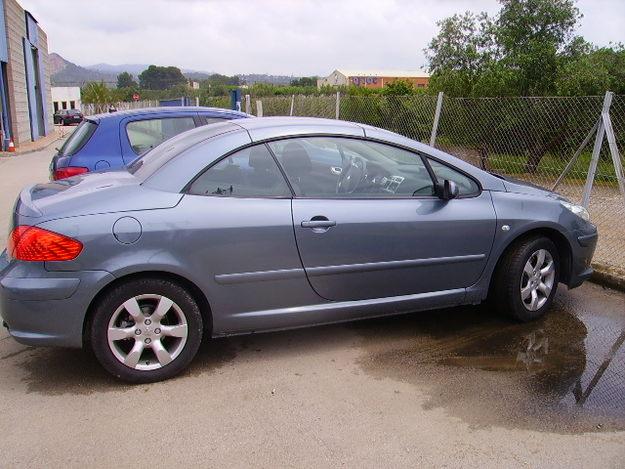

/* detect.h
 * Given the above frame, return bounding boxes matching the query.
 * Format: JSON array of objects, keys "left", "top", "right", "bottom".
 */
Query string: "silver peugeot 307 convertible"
[{"left": 0, "top": 117, "right": 597, "bottom": 382}]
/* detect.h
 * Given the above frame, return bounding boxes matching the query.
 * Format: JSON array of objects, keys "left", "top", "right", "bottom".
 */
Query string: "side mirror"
[{"left": 435, "top": 179, "right": 459, "bottom": 200}]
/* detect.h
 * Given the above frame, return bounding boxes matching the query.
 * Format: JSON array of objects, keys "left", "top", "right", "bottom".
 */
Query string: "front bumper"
[
  {"left": 567, "top": 227, "right": 598, "bottom": 289},
  {"left": 0, "top": 250, "right": 114, "bottom": 348}
]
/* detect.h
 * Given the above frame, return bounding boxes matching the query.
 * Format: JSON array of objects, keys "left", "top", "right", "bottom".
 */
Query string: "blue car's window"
[
  {"left": 57, "top": 120, "right": 97, "bottom": 156},
  {"left": 188, "top": 145, "right": 291, "bottom": 197},
  {"left": 268, "top": 137, "right": 435, "bottom": 198},
  {"left": 427, "top": 158, "right": 479, "bottom": 196},
  {"left": 128, "top": 121, "right": 239, "bottom": 180},
  {"left": 127, "top": 117, "right": 196, "bottom": 155},
  {"left": 200, "top": 117, "right": 226, "bottom": 126}
]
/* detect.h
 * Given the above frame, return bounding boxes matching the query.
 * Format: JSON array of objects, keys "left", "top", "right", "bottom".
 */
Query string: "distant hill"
[
  {"left": 51, "top": 53, "right": 300, "bottom": 87},
  {"left": 50, "top": 53, "right": 116, "bottom": 86},
  {"left": 87, "top": 63, "right": 215, "bottom": 81},
  {"left": 86, "top": 62, "right": 149, "bottom": 76}
]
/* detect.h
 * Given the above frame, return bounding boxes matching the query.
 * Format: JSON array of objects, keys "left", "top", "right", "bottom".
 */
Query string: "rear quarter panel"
[{"left": 68, "top": 118, "right": 124, "bottom": 172}]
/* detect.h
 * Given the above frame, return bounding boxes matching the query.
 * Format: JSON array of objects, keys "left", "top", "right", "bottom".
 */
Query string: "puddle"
[{"left": 354, "top": 292, "right": 625, "bottom": 433}]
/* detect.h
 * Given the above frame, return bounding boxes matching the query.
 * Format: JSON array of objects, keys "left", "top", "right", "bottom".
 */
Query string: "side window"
[
  {"left": 199, "top": 117, "right": 225, "bottom": 126},
  {"left": 427, "top": 158, "right": 480, "bottom": 196},
  {"left": 188, "top": 145, "right": 291, "bottom": 197},
  {"left": 127, "top": 117, "right": 196, "bottom": 155},
  {"left": 268, "top": 137, "right": 435, "bottom": 198}
]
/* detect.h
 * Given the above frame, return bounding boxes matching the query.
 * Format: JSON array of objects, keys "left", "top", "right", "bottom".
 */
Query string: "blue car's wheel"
[{"left": 91, "top": 278, "right": 203, "bottom": 383}]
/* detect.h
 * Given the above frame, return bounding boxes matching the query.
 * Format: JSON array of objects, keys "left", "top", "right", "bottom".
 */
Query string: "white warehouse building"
[{"left": 51, "top": 86, "right": 81, "bottom": 112}]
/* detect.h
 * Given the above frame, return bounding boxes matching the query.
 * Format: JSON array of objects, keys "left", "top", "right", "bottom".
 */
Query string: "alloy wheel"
[
  {"left": 107, "top": 294, "right": 188, "bottom": 371},
  {"left": 520, "top": 249, "right": 555, "bottom": 311}
]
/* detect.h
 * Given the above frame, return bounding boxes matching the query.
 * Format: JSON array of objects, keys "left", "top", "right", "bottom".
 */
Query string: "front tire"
[
  {"left": 493, "top": 236, "right": 559, "bottom": 322},
  {"left": 91, "top": 278, "right": 203, "bottom": 383}
]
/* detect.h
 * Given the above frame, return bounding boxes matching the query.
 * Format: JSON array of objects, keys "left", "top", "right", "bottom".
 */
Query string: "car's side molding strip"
[
  {"left": 306, "top": 254, "right": 486, "bottom": 277},
  {"left": 215, "top": 267, "right": 306, "bottom": 285},
  {"left": 214, "top": 254, "right": 485, "bottom": 285}
]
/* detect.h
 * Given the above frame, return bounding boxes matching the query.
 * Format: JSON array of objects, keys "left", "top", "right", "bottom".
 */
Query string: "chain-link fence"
[
  {"left": 251, "top": 92, "right": 625, "bottom": 275},
  {"left": 433, "top": 94, "right": 625, "bottom": 275}
]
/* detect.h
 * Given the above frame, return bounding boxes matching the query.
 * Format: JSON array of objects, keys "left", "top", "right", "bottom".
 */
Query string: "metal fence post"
[
  {"left": 581, "top": 91, "right": 612, "bottom": 208},
  {"left": 245, "top": 95, "right": 251, "bottom": 115},
  {"left": 429, "top": 92, "right": 444, "bottom": 147},
  {"left": 289, "top": 95, "right": 295, "bottom": 116},
  {"left": 256, "top": 100, "right": 263, "bottom": 117},
  {"left": 602, "top": 97, "right": 625, "bottom": 205},
  {"left": 552, "top": 121, "right": 599, "bottom": 191},
  {"left": 335, "top": 91, "right": 340, "bottom": 120}
]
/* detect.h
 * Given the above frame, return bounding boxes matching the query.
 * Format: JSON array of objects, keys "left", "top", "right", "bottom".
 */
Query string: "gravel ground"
[{"left": 0, "top": 145, "right": 624, "bottom": 468}]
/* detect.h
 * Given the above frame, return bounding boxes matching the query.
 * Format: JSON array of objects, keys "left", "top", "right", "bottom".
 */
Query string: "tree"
[
  {"left": 290, "top": 77, "right": 317, "bottom": 87},
  {"left": 138, "top": 65, "right": 187, "bottom": 90},
  {"left": 81, "top": 81, "right": 112, "bottom": 113},
  {"left": 381, "top": 80, "right": 415, "bottom": 96},
  {"left": 426, "top": 0, "right": 582, "bottom": 96},
  {"left": 555, "top": 44, "right": 625, "bottom": 95},
  {"left": 426, "top": 11, "right": 497, "bottom": 96},
  {"left": 495, "top": 0, "right": 581, "bottom": 95},
  {"left": 425, "top": 0, "right": 594, "bottom": 172},
  {"left": 116, "top": 71, "right": 137, "bottom": 89}
]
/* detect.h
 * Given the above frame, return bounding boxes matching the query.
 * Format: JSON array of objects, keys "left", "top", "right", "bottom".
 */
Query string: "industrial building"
[
  {"left": 318, "top": 69, "right": 430, "bottom": 90},
  {"left": 0, "top": 0, "right": 52, "bottom": 150}
]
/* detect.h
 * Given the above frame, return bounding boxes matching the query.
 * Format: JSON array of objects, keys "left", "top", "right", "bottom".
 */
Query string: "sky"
[{"left": 18, "top": 0, "right": 625, "bottom": 76}]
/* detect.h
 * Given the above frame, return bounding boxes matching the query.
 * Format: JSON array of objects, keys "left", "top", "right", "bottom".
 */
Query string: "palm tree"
[{"left": 82, "top": 81, "right": 112, "bottom": 114}]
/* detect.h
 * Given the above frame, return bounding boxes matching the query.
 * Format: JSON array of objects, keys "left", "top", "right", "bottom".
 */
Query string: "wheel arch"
[
  {"left": 488, "top": 226, "right": 573, "bottom": 294},
  {"left": 82, "top": 270, "right": 213, "bottom": 348}
]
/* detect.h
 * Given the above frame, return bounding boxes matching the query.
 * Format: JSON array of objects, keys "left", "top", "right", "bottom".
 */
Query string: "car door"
[
  {"left": 178, "top": 142, "right": 322, "bottom": 330},
  {"left": 268, "top": 136, "right": 497, "bottom": 302},
  {"left": 120, "top": 114, "right": 199, "bottom": 165}
]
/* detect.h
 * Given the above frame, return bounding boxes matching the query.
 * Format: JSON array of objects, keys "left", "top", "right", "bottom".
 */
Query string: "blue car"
[{"left": 50, "top": 106, "right": 249, "bottom": 180}]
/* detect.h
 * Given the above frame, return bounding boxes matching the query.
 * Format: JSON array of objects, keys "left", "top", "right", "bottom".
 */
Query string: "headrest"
[
  {"left": 248, "top": 147, "right": 274, "bottom": 170},
  {"left": 281, "top": 141, "right": 312, "bottom": 175}
]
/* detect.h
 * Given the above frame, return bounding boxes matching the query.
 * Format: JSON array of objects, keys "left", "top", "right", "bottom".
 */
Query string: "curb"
[
  {"left": 589, "top": 263, "right": 625, "bottom": 293},
  {"left": 0, "top": 130, "right": 69, "bottom": 157}
]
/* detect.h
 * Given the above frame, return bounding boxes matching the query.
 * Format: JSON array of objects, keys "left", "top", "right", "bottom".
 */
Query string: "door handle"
[
  {"left": 301, "top": 216, "right": 336, "bottom": 230},
  {"left": 301, "top": 220, "right": 336, "bottom": 228}
]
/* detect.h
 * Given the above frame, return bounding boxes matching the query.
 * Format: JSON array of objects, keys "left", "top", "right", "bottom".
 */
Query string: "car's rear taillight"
[
  {"left": 8, "top": 226, "right": 83, "bottom": 261},
  {"left": 53, "top": 166, "right": 89, "bottom": 180}
]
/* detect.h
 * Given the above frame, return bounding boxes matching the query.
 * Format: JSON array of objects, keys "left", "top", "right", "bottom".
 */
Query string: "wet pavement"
[{"left": 355, "top": 283, "right": 625, "bottom": 433}]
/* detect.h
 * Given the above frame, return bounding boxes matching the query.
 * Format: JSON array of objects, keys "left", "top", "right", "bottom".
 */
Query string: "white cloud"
[{"left": 18, "top": 0, "right": 625, "bottom": 76}]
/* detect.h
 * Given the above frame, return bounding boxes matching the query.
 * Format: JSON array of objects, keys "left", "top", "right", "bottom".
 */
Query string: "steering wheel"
[{"left": 336, "top": 157, "right": 367, "bottom": 194}]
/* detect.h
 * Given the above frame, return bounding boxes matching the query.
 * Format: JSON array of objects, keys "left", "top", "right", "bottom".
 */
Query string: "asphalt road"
[{"left": 0, "top": 145, "right": 624, "bottom": 468}]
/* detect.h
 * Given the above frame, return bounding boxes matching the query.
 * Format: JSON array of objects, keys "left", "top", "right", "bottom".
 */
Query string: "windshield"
[{"left": 57, "top": 120, "right": 97, "bottom": 156}]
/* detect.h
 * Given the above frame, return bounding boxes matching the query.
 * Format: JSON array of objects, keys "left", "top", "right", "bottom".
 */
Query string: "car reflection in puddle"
[{"left": 355, "top": 298, "right": 625, "bottom": 433}]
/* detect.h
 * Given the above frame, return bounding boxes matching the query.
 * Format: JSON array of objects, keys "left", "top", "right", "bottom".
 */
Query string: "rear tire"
[
  {"left": 90, "top": 278, "right": 203, "bottom": 383},
  {"left": 492, "top": 236, "right": 559, "bottom": 322}
]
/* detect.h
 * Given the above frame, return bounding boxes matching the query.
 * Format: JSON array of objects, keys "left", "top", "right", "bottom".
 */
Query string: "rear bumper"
[{"left": 0, "top": 251, "right": 114, "bottom": 348}]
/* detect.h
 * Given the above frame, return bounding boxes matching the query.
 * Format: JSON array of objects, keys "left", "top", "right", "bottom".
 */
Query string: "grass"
[{"left": 486, "top": 152, "right": 621, "bottom": 184}]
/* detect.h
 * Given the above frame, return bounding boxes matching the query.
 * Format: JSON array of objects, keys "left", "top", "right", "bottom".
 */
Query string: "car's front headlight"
[{"left": 560, "top": 201, "right": 591, "bottom": 222}]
